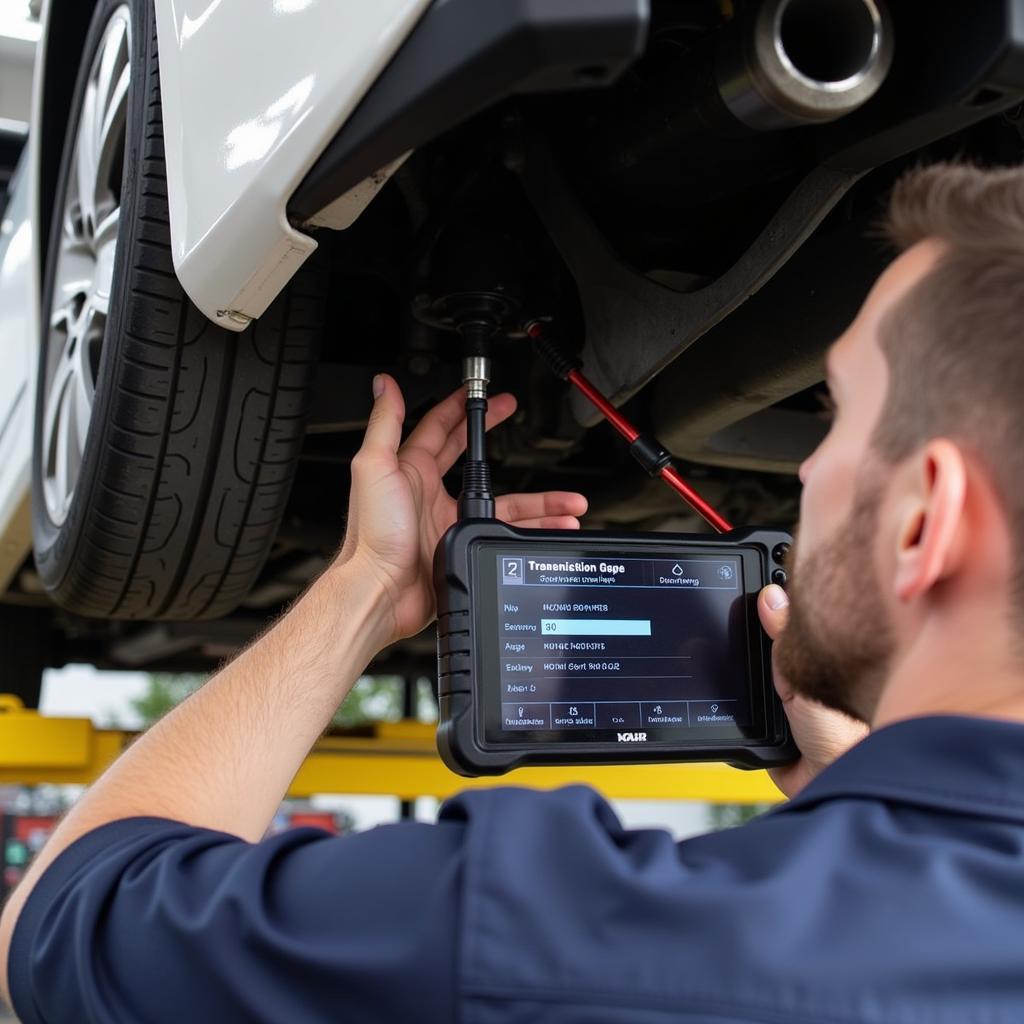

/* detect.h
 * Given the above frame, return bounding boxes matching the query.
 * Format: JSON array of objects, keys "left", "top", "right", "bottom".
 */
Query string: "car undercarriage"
[{"left": 5, "top": 0, "right": 1024, "bottom": 693}]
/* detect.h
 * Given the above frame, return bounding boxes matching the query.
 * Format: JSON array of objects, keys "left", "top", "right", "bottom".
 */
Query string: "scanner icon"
[{"left": 502, "top": 557, "right": 524, "bottom": 585}]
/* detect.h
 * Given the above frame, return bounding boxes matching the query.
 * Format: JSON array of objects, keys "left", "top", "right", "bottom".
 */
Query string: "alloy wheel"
[{"left": 41, "top": 5, "right": 131, "bottom": 525}]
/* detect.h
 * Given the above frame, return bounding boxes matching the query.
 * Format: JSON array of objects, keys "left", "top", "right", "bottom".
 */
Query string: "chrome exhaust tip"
[{"left": 718, "top": 0, "right": 894, "bottom": 131}]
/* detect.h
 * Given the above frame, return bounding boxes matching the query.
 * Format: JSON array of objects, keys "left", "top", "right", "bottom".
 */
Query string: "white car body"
[
  {"left": 153, "top": 0, "right": 430, "bottom": 329},
  {"left": 0, "top": 0, "right": 39, "bottom": 128},
  {"left": 0, "top": 1, "right": 45, "bottom": 592},
  {"left": 0, "top": 159, "right": 35, "bottom": 593}
]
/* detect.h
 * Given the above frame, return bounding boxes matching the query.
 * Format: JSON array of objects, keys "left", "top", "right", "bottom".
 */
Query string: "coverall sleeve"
[{"left": 8, "top": 815, "right": 464, "bottom": 1024}]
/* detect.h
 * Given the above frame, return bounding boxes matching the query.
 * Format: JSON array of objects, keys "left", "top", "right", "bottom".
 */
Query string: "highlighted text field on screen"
[{"left": 540, "top": 619, "right": 652, "bottom": 636}]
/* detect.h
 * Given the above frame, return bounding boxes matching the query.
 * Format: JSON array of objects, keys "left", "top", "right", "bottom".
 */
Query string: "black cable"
[
  {"left": 466, "top": 399, "right": 487, "bottom": 464},
  {"left": 458, "top": 400, "right": 495, "bottom": 520}
]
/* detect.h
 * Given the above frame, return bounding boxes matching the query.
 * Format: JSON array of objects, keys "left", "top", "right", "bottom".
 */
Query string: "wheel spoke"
[
  {"left": 43, "top": 335, "right": 89, "bottom": 521},
  {"left": 91, "top": 14, "right": 129, "bottom": 229},
  {"left": 74, "top": 91, "right": 99, "bottom": 236},
  {"left": 89, "top": 287, "right": 110, "bottom": 320},
  {"left": 54, "top": 386, "right": 74, "bottom": 511},
  {"left": 43, "top": 349, "right": 74, "bottom": 472},
  {"left": 92, "top": 207, "right": 120, "bottom": 313},
  {"left": 61, "top": 201, "right": 84, "bottom": 246},
  {"left": 70, "top": 378, "right": 91, "bottom": 472},
  {"left": 95, "top": 64, "right": 129, "bottom": 203},
  {"left": 76, "top": 305, "right": 101, "bottom": 401},
  {"left": 74, "top": 10, "right": 129, "bottom": 238},
  {"left": 53, "top": 252, "right": 94, "bottom": 305},
  {"left": 44, "top": 337, "right": 76, "bottom": 417},
  {"left": 94, "top": 15, "right": 128, "bottom": 128},
  {"left": 72, "top": 366, "right": 93, "bottom": 446},
  {"left": 93, "top": 206, "right": 120, "bottom": 251}
]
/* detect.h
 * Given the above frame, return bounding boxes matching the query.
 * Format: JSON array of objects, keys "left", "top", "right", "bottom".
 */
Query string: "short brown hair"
[{"left": 872, "top": 162, "right": 1024, "bottom": 609}]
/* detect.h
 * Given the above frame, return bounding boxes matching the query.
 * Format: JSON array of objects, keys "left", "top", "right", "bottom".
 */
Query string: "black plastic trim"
[{"left": 288, "top": 0, "right": 648, "bottom": 224}]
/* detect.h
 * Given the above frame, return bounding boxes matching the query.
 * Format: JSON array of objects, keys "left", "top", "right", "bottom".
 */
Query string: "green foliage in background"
[
  {"left": 133, "top": 674, "right": 437, "bottom": 730},
  {"left": 131, "top": 674, "right": 205, "bottom": 727},
  {"left": 707, "top": 803, "right": 773, "bottom": 829},
  {"left": 332, "top": 677, "right": 436, "bottom": 726}
]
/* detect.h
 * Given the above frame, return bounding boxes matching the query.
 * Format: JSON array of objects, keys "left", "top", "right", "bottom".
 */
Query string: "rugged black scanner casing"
[{"left": 434, "top": 521, "right": 799, "bottom": 777}]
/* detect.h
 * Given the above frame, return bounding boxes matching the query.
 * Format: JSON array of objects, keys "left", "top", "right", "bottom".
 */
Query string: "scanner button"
[
  {"left": 771, "top": 568, "right": 788, "bottom": 586},
  {"left": 641, "top": 701, "right": 689, "bottom": 727},
  {"left": 550, "top": 702, "right": 597, "bottom": 728},
  {"left": 595, "top": 702, "right": 642, "bottom": 730},
  {"left": 691, "top": 701, "right": 738, "bottom": 725},
  {"left": 502, "top": 702, "right": 550, "bottom": 730}
]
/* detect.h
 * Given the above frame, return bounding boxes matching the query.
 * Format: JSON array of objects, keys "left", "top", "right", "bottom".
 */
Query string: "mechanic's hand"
[
  {"left": 758, "top": 584, "right": 869, "bottom": 799},
  {"left": 339, "top": 374, "right": 588, "bottom": 645}
]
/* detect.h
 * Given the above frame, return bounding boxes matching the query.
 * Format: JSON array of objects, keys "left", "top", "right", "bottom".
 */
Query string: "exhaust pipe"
[
  {"left": 590, "top": 0, "right": 894, "bottom": 204},
  {"left": 718, "top": 0, "right": 893, "bottom": 131}
]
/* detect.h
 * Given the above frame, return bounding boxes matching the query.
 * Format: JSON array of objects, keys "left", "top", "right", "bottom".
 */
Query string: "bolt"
[{"left": 216, "top": 309, "right": 253, "bottom": 327}]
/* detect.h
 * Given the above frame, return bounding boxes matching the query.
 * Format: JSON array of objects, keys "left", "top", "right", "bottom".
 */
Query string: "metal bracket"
[{"left": 519, "top": 141, "right": 862, "bottom": 426}]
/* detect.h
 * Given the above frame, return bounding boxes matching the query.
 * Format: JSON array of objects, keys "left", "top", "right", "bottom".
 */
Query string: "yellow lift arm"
[{"left": 0, "top": 696, "right": 782, "bottom": 804}]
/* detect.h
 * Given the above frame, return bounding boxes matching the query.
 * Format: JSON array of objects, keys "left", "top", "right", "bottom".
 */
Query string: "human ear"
[{"left": 892, "top": 440, "right": 967, "bottom": 603}]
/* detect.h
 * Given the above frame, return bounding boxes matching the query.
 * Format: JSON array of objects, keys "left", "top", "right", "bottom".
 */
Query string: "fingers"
[
  {"left": 359, "top": 374, "right": 406, "bottom": 460},
  {"left": 434, "top": 394, "right": 517, "bottom": 475},
  {"left": 757, "top": 584, "right": 789, "bottom": 641},
  {"left": 401, "top": 387, "right": 469, "bottom": 458},
  {"left": 495, "top": 491, "right": 589, "bottom": 524},
  {"left": 511, "top": 516, "right": 582, "bottom": 530},
  {"left": 759, "top": 585, "right": 792, "bottom": 702}
]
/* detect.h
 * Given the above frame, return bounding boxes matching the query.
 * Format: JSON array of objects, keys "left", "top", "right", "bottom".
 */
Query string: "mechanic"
[{"left": 4, "top": 160, "right": 1024, "bottom": 1022}]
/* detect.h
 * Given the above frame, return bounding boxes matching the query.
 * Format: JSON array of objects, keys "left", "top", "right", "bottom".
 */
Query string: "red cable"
[
  {"left": 566, "top": 368, "right": 733, "bottom": 534},
  {"left": 527, "top": 320, "right": 732, "bottom": 531},
  {"left": 660, "top": 465, "right": 733, "bottom": 534},
  {"left": 567, "top": 370, "right": 639, "bottom": 443}
]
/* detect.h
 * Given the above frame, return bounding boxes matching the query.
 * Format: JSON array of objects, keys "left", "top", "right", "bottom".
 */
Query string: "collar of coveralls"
[{"left": 771, "top": 714, "right": 1024, "bottom": 824}]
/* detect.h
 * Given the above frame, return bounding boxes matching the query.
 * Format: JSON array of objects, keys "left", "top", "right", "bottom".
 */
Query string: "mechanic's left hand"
[
  {"left": 339, "top": 373, "right": 588, "bottom": 644},
  {"left": 758, "top": 585, "right": 869, "bottom": 798}
]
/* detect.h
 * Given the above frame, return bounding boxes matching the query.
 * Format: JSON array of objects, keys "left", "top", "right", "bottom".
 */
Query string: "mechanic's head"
[{"left": 777, "top": 163, "right": 1024, "bottom": 726}]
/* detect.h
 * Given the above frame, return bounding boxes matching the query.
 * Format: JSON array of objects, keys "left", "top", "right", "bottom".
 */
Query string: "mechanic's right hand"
[
  {"left": 338, "top": 375, "right": 587, "bottom": 648},
  {"left": 758, "top": 584, "right": 869, "bottom": 799}
]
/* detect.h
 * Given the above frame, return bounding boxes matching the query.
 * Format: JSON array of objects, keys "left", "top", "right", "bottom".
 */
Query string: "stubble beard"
[{"left": 774, "top": 475, "right": 896, "bottom": 724}]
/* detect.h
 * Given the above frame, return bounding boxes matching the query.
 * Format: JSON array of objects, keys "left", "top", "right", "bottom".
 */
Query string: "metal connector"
[{"left": 462, "top": 355, "right": 491, "bottom": 400}]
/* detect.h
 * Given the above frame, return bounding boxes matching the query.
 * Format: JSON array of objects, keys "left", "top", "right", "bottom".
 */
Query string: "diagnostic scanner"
[{"left": 434, "top": 520, "right": 797, "bottom": 775}]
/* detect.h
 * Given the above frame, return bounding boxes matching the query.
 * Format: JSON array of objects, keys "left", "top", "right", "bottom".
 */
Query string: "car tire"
[{"left": 32, "top": 0, "right": 326, "bottom": 620}]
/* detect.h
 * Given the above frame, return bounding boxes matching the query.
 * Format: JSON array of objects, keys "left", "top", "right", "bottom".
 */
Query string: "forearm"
[
  {"left": 85, "top": 558, "right": 389, "bottom": 837},
  {"left": 1, "top": 556, "right": 391, "bottom": 999}
]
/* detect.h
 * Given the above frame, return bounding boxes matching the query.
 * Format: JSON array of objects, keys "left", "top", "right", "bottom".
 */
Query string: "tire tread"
[{"left": 34, "top": 0, "right": 325, "bottom": 621}]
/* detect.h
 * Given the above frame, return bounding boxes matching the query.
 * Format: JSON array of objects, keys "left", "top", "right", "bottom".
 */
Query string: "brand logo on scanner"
[{"left": 617, "top": 731, "right": 648, "bottom": 742}]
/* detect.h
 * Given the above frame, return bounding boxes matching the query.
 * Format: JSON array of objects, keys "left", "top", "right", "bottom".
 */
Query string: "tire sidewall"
[{"left": 33, "top": 0, "right": 155, "bottom": 592}]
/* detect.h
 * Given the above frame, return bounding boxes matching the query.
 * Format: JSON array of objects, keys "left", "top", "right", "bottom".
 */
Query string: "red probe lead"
[{"left": 527, "top": 323, "right": 733, "bottom": 534}]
